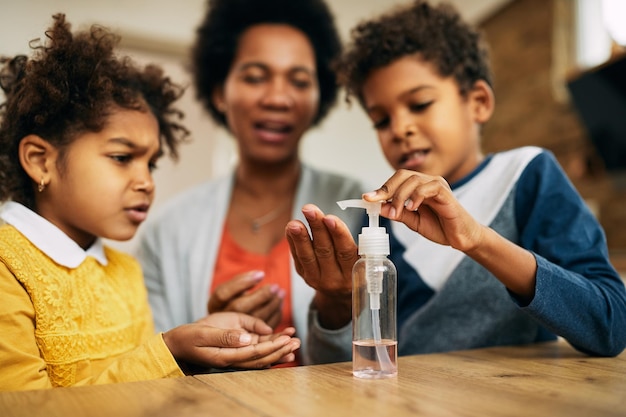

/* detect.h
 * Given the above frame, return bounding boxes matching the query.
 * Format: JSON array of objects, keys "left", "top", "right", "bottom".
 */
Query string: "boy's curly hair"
[
  {"left": 337, "top": 0, "right": 493, "bottom": 106},
  {"left": 0, "top": 14, "right": 188, "bottom": 208},
  {"left": 191, "top": 0, "right": 342, "bottom": 128}
]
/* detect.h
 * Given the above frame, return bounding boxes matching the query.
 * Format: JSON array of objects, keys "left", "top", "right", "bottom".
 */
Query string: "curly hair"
[
  {"left": 190, "top": 0, "right": 342, "bottom": 128},
  {"left": 336, "top": 0, "right": 493, "bottom": 106},
  {"left": 0, "top": 14, "right": 189, "bottom": 208}
]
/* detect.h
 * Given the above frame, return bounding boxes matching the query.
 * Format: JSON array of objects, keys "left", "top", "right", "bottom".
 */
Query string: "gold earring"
[{"left": 38, "top": 178, "right": 45, "bottom": 193}]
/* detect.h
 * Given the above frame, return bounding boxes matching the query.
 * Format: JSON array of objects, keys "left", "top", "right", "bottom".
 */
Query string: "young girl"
[
  {"left": 0, "top": 14, "right": 299, "bottom": 391},
  {"left": 286, "top": 0, "right": 626, "bottom": 362}
]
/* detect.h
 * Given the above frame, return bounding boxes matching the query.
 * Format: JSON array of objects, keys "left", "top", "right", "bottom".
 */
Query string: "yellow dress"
[{"left": 0, "top": 225, "right": 183, "bottom": 391}]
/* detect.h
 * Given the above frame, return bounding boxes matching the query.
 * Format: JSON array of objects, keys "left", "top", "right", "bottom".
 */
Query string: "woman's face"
[{"left": 214, "top": 24, "right": 319, "bottom": 165}]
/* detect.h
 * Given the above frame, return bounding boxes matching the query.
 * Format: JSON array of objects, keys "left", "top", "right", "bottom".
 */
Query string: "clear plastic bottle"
[{"left": 338, "top": 199, "right": 398, "bottom": 379}]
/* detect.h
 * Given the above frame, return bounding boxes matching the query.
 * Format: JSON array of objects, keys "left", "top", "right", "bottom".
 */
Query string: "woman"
[{"left": 137, "top": 0, "right": 363, "bottom": 366}]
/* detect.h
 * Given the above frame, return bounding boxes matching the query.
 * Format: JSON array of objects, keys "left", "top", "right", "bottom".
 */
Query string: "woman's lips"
[{"left": 254, "top": 121, "right": 293, "bottom": 143}]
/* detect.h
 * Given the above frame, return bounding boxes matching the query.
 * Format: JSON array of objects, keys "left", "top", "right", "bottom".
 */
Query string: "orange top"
[{"left": 211, "top": 226, "right": 298, "bottom": 366}]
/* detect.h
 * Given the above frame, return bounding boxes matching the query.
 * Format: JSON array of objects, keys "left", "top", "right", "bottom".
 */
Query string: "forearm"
[
  {"left": 523, "top": 255, "right": 626, "bottom": 356},
  {"left": 465, "top": 225, "right": 537, "bottom": 302}
]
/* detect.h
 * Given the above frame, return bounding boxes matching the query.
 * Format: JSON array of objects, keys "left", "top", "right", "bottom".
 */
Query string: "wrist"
[
  {"left": 462, "top": 224, "right": 490, "bottom": 258},
  {"left": 312, "top": 291, "right": 352, "bottom": 330}
]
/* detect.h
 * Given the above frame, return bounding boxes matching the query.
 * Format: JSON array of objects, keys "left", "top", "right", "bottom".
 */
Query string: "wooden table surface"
[{"left": 1, "top": 340, "right": 625, "bottom": 417}]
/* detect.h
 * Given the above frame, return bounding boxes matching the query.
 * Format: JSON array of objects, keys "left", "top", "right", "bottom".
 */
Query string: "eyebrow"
[
  {"left": 107, "top": 137, "right": 137, "bottom": 148},
  {"left": 365, "top": 85, "right": 434, "bottom": 113},
  {"left": 108, "top": 137, "right": 163, "bottom": 159},
  {"left": 237, "top": 62, "right": 315, "bottom": 76}
]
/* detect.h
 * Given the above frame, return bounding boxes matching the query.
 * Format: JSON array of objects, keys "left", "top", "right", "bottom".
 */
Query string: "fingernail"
[
  {"left": 286, "top": 223, "right": 301, "bottom": 234},
  {"left": 270, "top": 284, "right": 280, "bottom": 294},
  {"left": 250, "top": 271, "right": 265, "bottom": 281},
  {"left": 322, "top": 216, "right": 336, "bottom": 230},
  {"left": 278, "top": 288, "right": 286, "bottom": 299},
  {"left": 302, "top": 208, "right": 316, "bottom": 221},
  {"left": 363, "top": 191, "right": 378, "bottom": 199},
  {"left": 239, "top": 333, "right": 252, "bottom": 344},
  {"left": 389, "top": 206, "right": 397, "bottom": 219}
]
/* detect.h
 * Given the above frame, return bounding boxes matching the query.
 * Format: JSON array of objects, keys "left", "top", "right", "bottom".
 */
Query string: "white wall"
[{"left": 0, "top": 0, "right": 508, "bottom": 252}]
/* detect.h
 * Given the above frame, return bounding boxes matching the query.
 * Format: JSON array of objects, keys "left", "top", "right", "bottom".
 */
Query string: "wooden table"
[{"left": 1, "top": 340, "right": 626, "bottom": 417}]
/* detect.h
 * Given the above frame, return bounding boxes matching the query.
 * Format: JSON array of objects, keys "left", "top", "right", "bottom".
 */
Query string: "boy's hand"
[
  {"left": 208, "top": 271, "right": 283, "bottom": 329},
  {"left": 363, "top": 169, "right": 485, "bottom": 252}
]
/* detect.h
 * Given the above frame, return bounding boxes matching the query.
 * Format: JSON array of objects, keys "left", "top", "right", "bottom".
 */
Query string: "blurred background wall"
[
  {"left": 1, "top": 0, "right": 625, "bottom": 271},
  {"left": 477, "top": 0, "right": 626, "bottom": 271}
]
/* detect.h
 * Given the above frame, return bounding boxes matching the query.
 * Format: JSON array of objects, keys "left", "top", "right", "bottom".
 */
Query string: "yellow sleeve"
[
  {"left": 69, "top": 253, "right": 185, "bottom": 387},
  {"left": 76, "top": 252, "right": 185, "bottom": 385},
  {"left": 81, "top": 281, "right": 184, "bottom": 385},
  {"left": 0, "top": 262, "right": 54, "bottom": 390},
  {"left": 79, "top": 333, "right": 184, "bottom": 386}
]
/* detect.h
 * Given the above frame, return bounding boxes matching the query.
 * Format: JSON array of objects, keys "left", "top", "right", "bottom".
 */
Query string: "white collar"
[{"left": 0, "top": 201, "right": 108, "bottom": 268}]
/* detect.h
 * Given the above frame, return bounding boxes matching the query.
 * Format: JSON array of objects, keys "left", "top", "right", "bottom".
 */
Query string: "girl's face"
[
  {"left": 214, "top": 23, "right": 319, "bottom": 166},
  {"left": 361, "top": 56, "right": 491, "bottom": 185},
  {"left": 38, "top": 108, "right": 160, "bottom": 249}
]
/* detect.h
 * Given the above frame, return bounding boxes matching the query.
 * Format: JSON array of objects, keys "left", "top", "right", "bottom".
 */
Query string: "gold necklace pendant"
[
  {"left": 251, "top": 221, "right": 262, "bottom": 233},
  {"left": 244, "top": 201, "right": 290, "bottom": 233}
]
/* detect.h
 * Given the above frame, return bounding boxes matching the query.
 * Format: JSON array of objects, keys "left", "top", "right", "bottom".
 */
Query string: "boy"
[{"left": 285, "top": 0, "right": 626, "bottom": 363}]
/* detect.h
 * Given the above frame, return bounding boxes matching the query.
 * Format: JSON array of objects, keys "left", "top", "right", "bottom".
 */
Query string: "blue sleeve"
[{"left": 514, "top": 150, "right": 626, "bottom": 356}]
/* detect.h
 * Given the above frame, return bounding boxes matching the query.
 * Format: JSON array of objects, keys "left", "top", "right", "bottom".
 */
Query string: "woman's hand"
[
  {"left": 208, "top": 271, "right": 284, "bottom": 329},
  {"left": 285, "top": 204, "right": 358, "bottom": 329}
]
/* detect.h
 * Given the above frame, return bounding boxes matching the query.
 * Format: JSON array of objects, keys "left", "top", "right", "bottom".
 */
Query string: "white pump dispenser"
[{"left": 338, "top": 199, "right": 397, "bottom": 379}]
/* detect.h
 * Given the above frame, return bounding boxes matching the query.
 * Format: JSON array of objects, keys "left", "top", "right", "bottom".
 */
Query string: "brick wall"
[{"left": 479, "top": 0, "right": 626, "bottom": 253}]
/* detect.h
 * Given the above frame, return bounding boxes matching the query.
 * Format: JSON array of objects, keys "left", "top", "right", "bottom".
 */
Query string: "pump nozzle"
[
  {"left": 337, "top": 199, "right": 389, "bottom": 257},
  {"left": 337, "top": 199, "right": 381, "bottom": 229}
]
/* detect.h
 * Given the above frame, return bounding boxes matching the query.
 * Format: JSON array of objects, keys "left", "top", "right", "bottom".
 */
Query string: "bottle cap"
[{"left": 337, "top": 199, "right": 389, "bottom": 255}]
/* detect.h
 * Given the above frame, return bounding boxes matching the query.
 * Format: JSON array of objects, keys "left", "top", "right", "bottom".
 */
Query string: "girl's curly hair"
[
  {"left": 336, "top": 0, "right": 493, "bottom": 106},
  {"left": 0, "top": 14, "right": 189, "bottom": 208},
  {"left": 190, "top": 0, "right": 342, "bottom": 128}
]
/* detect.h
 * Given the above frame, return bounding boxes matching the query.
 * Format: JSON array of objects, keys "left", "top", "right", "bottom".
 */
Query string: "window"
[{"left": 575, "top": 0, "right": 626, "bottom": 69}]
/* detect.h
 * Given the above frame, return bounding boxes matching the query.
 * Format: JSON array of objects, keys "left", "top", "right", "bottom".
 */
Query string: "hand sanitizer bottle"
[{"left": 338, "top": 199, "right": 397, "bottom": 379}]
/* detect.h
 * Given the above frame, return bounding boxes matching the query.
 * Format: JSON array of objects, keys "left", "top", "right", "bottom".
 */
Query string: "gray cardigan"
[{"left": 136, "top": 164, "right": 364, "bottom": 364}]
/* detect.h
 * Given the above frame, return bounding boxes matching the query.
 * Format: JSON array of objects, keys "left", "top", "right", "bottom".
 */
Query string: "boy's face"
[
  {"left": 361, "top": 56, "right": 491, "bottom": 185},
  {"left": 37, "top": 109, "right": 161, "bottom": 249}
]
